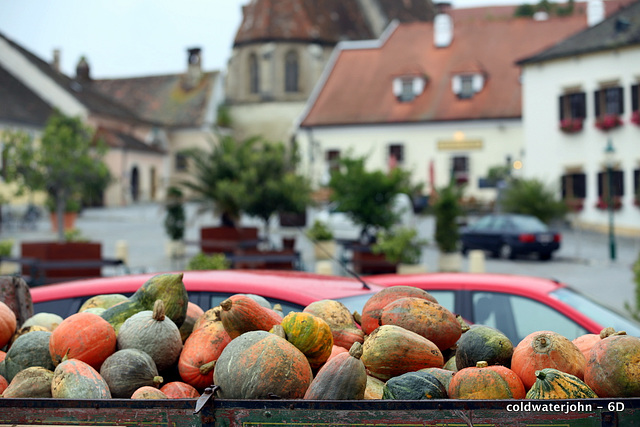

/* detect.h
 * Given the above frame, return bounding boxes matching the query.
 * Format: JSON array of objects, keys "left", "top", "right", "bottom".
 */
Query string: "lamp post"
[{"left": 604, "top": 138, "right": 617, "bottom": 261}]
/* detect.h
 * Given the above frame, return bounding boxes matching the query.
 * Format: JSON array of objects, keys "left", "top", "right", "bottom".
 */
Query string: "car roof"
[{"left": 30, "top": 270, "right": 382, "bottom": 307}]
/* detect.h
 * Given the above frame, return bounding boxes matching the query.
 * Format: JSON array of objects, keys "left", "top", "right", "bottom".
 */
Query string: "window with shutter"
[
  {"left": 559, "top": 92, "right": 586, "bottom": 133},
  {"left": 249, "top": 53, "right": 260, "bottom": 94},
  {"left": 594, "top": 86, "right": 624, "bottom": 130},
  {"left": 284, "top": 51, "right": 299, "bottom": 93}
]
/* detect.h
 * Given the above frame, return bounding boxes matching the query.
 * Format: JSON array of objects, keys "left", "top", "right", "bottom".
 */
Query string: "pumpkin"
[
  {"left": 178, "top": 317, "right": 231, "bottom": 390},
  {"left": 0, "top": 300, "right": 17, "bottom": 349},
  {"left": 383, "top": 371, "right": 447, "bottom": 400},
  {"left": 364, "top": 375, "right": 385, "bottom": 400},
  {"left": 361, "top": 325, "right": 443, "bottom": 381},
  {"left": 22, "top": 312, "right": 64, "bottom": 331},
  {"left": 131, "top": 386, "right": 168, "bottom": 399},
  {"left": 455, "top": 324, "right": 514, "bottom": 370},
  {"left": 584, "top": 333, "right": 640, "bottom": 397},
  {"left": 49, "top": 312, "right": 116, "bottom": 371},
  {"left": 448, "top": 361, "right": 525, "bottom": 399},
  {"left": 572, "top": 327, "right": 618, "bottom": 359},
  {"left": 51, "top": 359, "right": 111, "bottom": 399},
  {"left": 327, "top": 345, "right": 349, "bottom": 362},
  {"left": 180, "top": 302, "right": 205, "bottom": 342},
  {"left": 79, "top": 294, "right": 129, "bottom": 312},
  {"left": 360, "top": 286, "right": 437, "bottom": 335},
  {"left": 100, "top": 348, "right": 163, "bottom": 398},
  {"left": 379, "top": 297, "right": 461, "bottom": 352},
  {"left": 160, "top": 381, "right": 200, "bottom": 399},
  {"left": 239, "top": 293, "right": 272, "bottom": 309},
  {"left": 214, "top": 330, "right": 312, "bottom": 399},
  {"left": 219, "top": 294, "right": 282, "bottom": 339},
  {"left": 443, "top": 356, "right": 457, "bottom": 372},
  {"left": 511, "top": 330, "right": 585, "bottom": 389},
  {"left": 1, "top": 366, "right": 53, "bottom": 398},
  {"left": 418, "top": 367, "right": 455, "bottom": 391},
  {"left": 526, "top": 368, "right": 598, "bottom": 399},
  {"left": 9, "top": 325, "right": 50, "bottom": 346},
  {"left": 192, "top": 306, "right": 221, "bottom": 332},
  {"left": 3, "top": 330, "right": 55, "bottom": 382},
  {"left": 101, "top": 273, "right": 189, "bottom": 333},
  {"left": 303, "top": 299, "right": 364, "bottom": 350},
  {"left": 117, "top": 299, "right": 183, "bottom": 372},
  {"left": 0, "top": 374, "right": 6, "bottom": 395},
  {"left": 281, "top": 311, "right": 334, "bottom": 369},
  {"left": 304, "top": 342, "right": 367, "bottom": 400}
]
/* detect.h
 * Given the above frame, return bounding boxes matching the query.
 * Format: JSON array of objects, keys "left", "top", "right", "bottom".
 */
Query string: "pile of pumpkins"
[{"left": 0, "top": 272, "right": 638, "bottom": 401}]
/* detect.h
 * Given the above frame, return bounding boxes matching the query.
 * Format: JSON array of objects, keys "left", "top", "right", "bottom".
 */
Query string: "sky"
[{"left": 0, "top": 0, "right": 540, "bottom": 79}]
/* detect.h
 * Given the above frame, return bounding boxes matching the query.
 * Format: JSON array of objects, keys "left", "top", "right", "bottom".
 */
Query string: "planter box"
[
  {"left": 199, "top": 226, "right": 259, "bottom": 254},
  {"left": 21, "top": 241, "right": 102, "bottom": 283},
  {"left": 50, "top": 212, "right": 78, "bottom": 232},
  {"left": 313, "top": 240, "right": 337, "bottom": 261},
  {"left": 397, "top": 263, "right": 427, "bottom": 274},
  {"left": 351, "top": 244, "right": 397, "bottom": 275},
  {"left": 438, "top": 251, "right": 462, "bottom": 272}
]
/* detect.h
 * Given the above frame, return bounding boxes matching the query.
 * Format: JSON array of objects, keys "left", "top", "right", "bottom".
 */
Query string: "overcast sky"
[{"left": 0, "top": 0, "right": 541, "bottom": 79}]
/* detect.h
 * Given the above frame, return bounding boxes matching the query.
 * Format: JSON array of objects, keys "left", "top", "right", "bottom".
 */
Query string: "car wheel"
[
  {"left": 500, "top": 244, "right": 515, "bottom": 260},
  {"left": 539, "top": 251, "right": 552, "bottom": 261}
]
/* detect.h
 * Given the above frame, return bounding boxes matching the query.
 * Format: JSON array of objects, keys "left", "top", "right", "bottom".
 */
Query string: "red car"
[
  {"left": 367, "top": 272, "right": 640, "bottom": 344},
  {"left": 30, "top": 270, "right": 382, "bottom": 319}
]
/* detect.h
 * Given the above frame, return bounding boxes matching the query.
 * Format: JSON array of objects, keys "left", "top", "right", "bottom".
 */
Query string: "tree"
[
  {"left": 328, "top": 154, "right": 413, "bottom": 241},
  {"left": 3, "top": 110, "right": 110, "bottom": 242},
  {"left": 501, "top": 178, "right": 568, "bottom": 224},
  {"left": 432, "top": 184, "right": 463, "bottom": 253},
  {"left": 625, "top": 251, "right": 640, "bottom": 322}
]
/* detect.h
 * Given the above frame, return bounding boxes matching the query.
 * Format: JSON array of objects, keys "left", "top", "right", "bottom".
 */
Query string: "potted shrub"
[
  {"left": 432, "top": 184, "right": 463, "bottom": 272},
  {"left": 164, "top": 186, "right": 186, "bottom": 259},
  {"left": 372, "top": 227, "right": 427, "bottom": 274},
  {"left": 47, "top": 196, "right": 81, "bottom": 232},
  {"left": 0, "top": 239, "right": 17, "bottom": 275},
  {"left": 186, "top": 253, "right": 230, "bottom": 270},
  {"left": 307, "top": 219, "right": 336, "bottom": 260}
]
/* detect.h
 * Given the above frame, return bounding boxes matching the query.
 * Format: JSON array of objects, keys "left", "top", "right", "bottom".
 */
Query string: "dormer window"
[
  {"left": 393, "top": 76, "right": 426, "bottom": 102},
  {"left": 452, "top": 73, "right": 484, "bottom": 99}
]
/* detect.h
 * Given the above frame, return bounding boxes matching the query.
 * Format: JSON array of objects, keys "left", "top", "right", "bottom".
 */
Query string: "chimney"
[
  {"left": 75, "top": 56, "right": 91, "bottom": 82},
  {"left": 587, "top": 0, "right": 605, "bottom": 27},
  {"left": 51, "top": 49, "right": 61, "bottom": 72},
  {"left": 183, "top": 47, "right": 202, "bottom": 90},
  {"left": 434, "top": 2, "right": 453, "bottom": 48}
]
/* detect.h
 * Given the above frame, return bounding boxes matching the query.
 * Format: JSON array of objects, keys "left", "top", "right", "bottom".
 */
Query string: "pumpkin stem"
[
  {"left": 352, "top": 311, "right": 362, "bottom": 326},
  {"left": 476, "top": 361, "right": 489, "bottom": 368},
  {"left": 535, "top": 369, "right": 547, "bottom": 380},
  {"left": 200, "top": 360, "right": 216, "bottom": 375},
  {"left": 153, "top": 375, "right": 164, "bottom": 386},
  {"left": 456, "top": 315, "right": 470, "bottom": 333},
  {"left": 153, "top": 300, "right": 166, "bottom": 322},
  {"left": 348, "top": 342, "right": 363, "bottom": 359},
  {"left": 533, "top": 335, "right": 552, "bottom": 353},
  {"left": 270, "top": 324, "right": 287, "bottom": 340},
  {"left": 220, "top": 299, "right": 232, "bottom": 311},
  {"left": 600, "top": 327, "right": 616, "bottom": 338}
]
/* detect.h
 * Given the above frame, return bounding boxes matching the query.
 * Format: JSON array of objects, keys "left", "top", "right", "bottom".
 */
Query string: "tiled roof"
[
  {"left": 92, "top": 72, "right": 219, "bottom": 128},
  {"left": 299, "top": 7, "right": 604, "bottom": 127},
  {"left": 0, "top": 32, "right": 145, "bottom": 125},
  {"left": 233, "top": 0, "right": 434, "bottom": 46},
  {"left": 518, "top": 0, "right": 640, "bottom": 64},
  {"left": 0, "top": 64, "right": 52, "bottom": 127},
  {"left": 95, "top": 127, "right": 165, "bottom": 155}
]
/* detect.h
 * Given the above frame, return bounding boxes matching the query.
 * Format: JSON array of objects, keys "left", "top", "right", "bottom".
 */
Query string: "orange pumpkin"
[
  {"left": 160, "top": 381, "right": 200, "bottom": 398},
  {"left": 572, "top": 327, "right": 618, "bottom": 359},
  {"left": 51, "top": 359, "right": 111, "bottom": 399},
  {"left": 280, "top": 312, "right": 334, "bottom": 369},
  {"left": 49, "top": 312, "right": 117, "bottom": 371},
  {"left": 303, "top": 299, "right": 364, "bottom": 350},
  {"left": 219, "top": 295, "right": 282, "bottom": 339},
  {"left": 131, "top": 386, "right": 168, "bottom": 399},
  {"left": 361, "top": 325, "right": 443, "bottom": 381},
  {"left": 584, "top": 333, "right": 640, "bottom": 397},
  {"left": 192, "top": 306, "right": 221, "bottom": 332},
  {"left": 327, "top": 345, "right": 349, "bottom": 362},
  {"left": 0, "top": 300, "right": 17, "bottom": 349},
  {"left": 379, "top": 297, "right": 461, "bottom": 351},
  {"left": 448, "top": 361, "right": 525, "bottom": 399},
  {"left": 0, "top": 374, "right": 7, "bottom": 395},
  {"left": 178, "top": 317, "right": 231, "bottom": 391},
  {"left": 179, "top": 302, "right": 205, "bottom": 342},
  {"left": 511, "top": 330, "right": 585, "bottom": 390},
  {"left": 304, "top": 342, "right": 367, "bottom": 400},
  {"left": 360, "top": 286, "right": 437, "bottom": 335}
]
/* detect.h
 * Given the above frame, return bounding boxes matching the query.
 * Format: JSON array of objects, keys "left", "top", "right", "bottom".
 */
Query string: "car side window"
[
  {"left": 472, "top": 292, "right": 587, "bottom": 344},
  {"left": 471, "top": 216, "right": 493, "bottom": 231},
  {"left": 426, "top": 291, "right": 455, "bottom": 314}
]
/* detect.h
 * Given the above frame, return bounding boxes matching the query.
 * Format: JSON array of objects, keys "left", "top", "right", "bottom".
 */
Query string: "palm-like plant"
[{"left": 501, "top": 178, "right": 567, "bottom": 224}]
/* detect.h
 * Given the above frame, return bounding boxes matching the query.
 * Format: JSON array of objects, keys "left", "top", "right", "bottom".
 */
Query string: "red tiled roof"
[
  {"left": 95, "top": 127, "right": 165, "bottom": 155},
  {"left": 300, "top": 8, "right": 597, "bottom": 127}
]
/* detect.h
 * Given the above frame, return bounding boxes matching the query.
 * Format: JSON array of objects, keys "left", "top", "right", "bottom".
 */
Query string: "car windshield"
[
  {"left": 335, "top": 292, "right": 377, "bottom": 314},
  {"left": 550, "top": 288, "right": 640, "bottom": 336},
  {"left": 511, "top": 215, "right": 549, "bottom": 232}
]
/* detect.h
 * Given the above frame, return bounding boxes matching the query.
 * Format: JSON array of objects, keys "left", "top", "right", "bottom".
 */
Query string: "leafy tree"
[
  {"left": 164, "top": 186, "right": 186, "bottom": 241},
  {"left": 625, "top": 251, "right": 640, "bottom": 322},
  {"left": 432, "top": 184, "right": 463, "bottom": 253},
  {"left": 328, "top": 154, "right": 413, "bottom": 241},
  {"left": 2, "top": 110, "right": 110, "bottom": 242},
  {"left": 501, "top": 178, "right": 568, "bottom": 224}
]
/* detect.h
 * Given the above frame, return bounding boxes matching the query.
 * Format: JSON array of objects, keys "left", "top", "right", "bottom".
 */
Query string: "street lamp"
[{"left": 604, "top": 138, "right": 617, "bottom": 261}]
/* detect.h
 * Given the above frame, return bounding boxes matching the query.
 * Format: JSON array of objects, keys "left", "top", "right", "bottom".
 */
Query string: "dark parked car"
[{"left": 460, "top": 213, "right": 561, "bottom": 260}]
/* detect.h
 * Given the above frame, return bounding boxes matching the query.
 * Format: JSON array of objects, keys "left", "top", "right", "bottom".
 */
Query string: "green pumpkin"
[
  {"left": 3, "top": 330, "right": 55, "bottom": 382},
  {"left": 455, "top": 324, "right": 514, "bottom": 370},
  {"left": 101, "top": 273, "right": 188, "bottom": 333},
  {"left": 526, "top": 368, "right": 598, "bottom": 399},
  {"left": 383, "top": 371, "right": 447, "bottom": 400}
]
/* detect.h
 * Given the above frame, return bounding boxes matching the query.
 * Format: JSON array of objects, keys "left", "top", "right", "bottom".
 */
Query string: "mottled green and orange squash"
[
  {"left": 303, "top": 299, "right": 364, "bottom": 350},
  {"left": 281, "top": 311, "right": 333, "bottom": 369},
  {"left": 511, "top": 330, "right": 585, "bottom": 389},
  {"left": 214, "top": 330, "right": 312, "bottom": 399},
  {"left": 527, "top": 368, "right": 597, "bottom": 399},
  {"left": 379, "top": 297, "right": 461, "bottom": 352},
  {"left": 79, "top": 294, "right": 129, "bottom": 313},
  {"left": 131, "top": 386, "right": 168, "bottom": 399},
  {"left": 3, "top": 330, "right": 55, "bottom": 382},
  {"left": 418, "top": 367, "right": 455, "bottom": 391},
  {"left": 219, "top": 295, "right": 282, "bottom": 339},
  {"left": 360, "top": 286, "right": 437, "bottom": 335},
  {"left": 192, "top": 306, "right": 221, "bottom": 332},
  {"left": 178, "top": 316, "right": 231, "bottom": 391},
  {"left": 448, "top": 361, "right": 525, "bottom": 399},
  {"left": 1, "top": 366, "right": 53, "bottom": 398},
  {"left": 383, "top": 370, "right": 448, "bottom": 400},
  {"left": 100, "top": 348, "right": 163, "bottom": 398},
  {"left": 361, "top": 325, "right": 443, "bottom": 381},
  {"left": 51, "top": 359, "right": 111, "bottom": 399},
  {"left": 304, "top": 342, "right": 367, "bottom": 400},
  {"left": 455, "top": 324, "right": 514, "bottom": 370},
  {"left": 584, "top": 333, "right": 640, "bottom": 397},
  {"left": 160, "top": 381, "right": 200, "bottom": 399}
]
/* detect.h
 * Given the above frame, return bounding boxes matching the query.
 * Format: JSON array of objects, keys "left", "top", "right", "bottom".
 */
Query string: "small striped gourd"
[{"left": 526, "top": 368, "right": 598, "bottom": 399}]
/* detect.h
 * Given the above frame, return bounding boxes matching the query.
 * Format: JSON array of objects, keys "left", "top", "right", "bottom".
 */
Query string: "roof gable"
[{"left": 0, "top": 64, "right": 52, "bottom": 127}]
